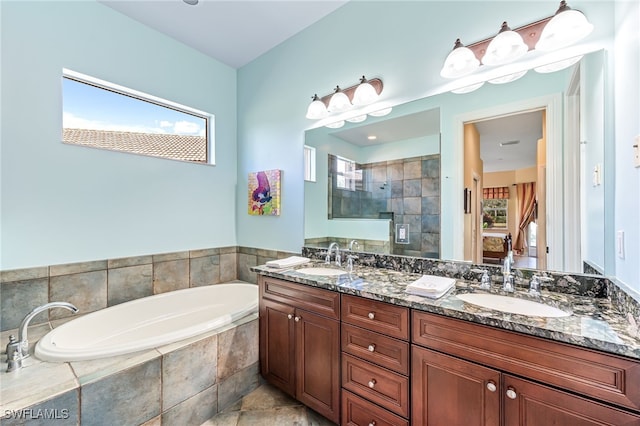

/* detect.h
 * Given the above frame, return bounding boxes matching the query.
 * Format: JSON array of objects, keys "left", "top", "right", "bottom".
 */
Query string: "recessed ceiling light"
[{"left": 367, "top": 135, "right": 377, "bottom": 140}]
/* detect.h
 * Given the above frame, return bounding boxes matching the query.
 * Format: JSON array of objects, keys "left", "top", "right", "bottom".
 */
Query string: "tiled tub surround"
[
  {"left": 257, "top": 250, "right": 640, "bottom": 360},
  {"left": 0, "top": 313, "right": 260, "bottom": 426},
  {"left": 0, "top": 246, "right": 298, "bottom": 333}
]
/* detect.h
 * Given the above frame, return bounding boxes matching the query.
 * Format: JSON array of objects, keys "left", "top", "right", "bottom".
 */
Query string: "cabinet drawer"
[
  {"left": 342, "top": 294, "right": 409, "bottom": 340},
  {"left": 259, "top": 276, "right": 340, "bottom": 320},
  {"left": 342, "top": 353, "right": 410, "bottom": 417},
  {"left": 412, "top": 310, "right": 640, "bottom": 412},
  {"left": 342, "top": 323, "right": 410, "bottom": 375},
  {"left": 342, "top": 390, "right": 409, "bottom": 426}
]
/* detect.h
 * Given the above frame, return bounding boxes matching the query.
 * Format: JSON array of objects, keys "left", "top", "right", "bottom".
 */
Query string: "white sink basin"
[
  {"left": 456, "top": 293, "right": 570, "bottom": 318},
  {"left": 295, "top": 267, "right": 347, "bottom": 277}
]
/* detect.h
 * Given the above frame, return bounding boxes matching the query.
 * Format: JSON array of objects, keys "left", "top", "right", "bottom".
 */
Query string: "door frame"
[{"left": 454, "top": 93, "right": 568, "bottom": 271}]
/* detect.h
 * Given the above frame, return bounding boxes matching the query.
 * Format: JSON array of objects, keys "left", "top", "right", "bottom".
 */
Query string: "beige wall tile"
[
  {"left": 1, "top": 278, "right": 49, "bottom": 331},
  {"left": 152, "top": 251, "right": 189, "bottom": 263},
  {"left": 153, "top": 259, "right": 189, "bottom": 294},
  {"left": 107, "top": 264, "right": 153, "bottom": 306},
  {"left": 217, "top": 363, "right": 260, "bottom": 412},
  {"left": 1, "top": 266, "right": 48, "bottom": 283},
  {"left": 49, "top": 260, "right": 107, "bottom": 277},
  {"left": 108, "top": 255, "right": 153, "bottom": 269},
  {"left": 217, "top": 319, "right": 258, "bottom": 381},
  {"left": 162, "top": 385, "right": 218, "bottom": 426},
  {"left": 50, "top": 271, "right": 107, "bottom": 319},
  {"left": 190, "top": 256, "right": 220, "bottom": 286},
  {"left": 219, "top": 253, "right": 237, "bottom": 283}
]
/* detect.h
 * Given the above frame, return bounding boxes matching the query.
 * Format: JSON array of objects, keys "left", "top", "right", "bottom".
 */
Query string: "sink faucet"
[
  {"left": 346, "top": 240, "right": 359, "bottom": 272},
  {"left": 502, "top": 255, "right": 514, "bottom": 292},
  {"left": 6, "top": 302, "right": 78, "bottom": 372},
  {"left": 325, "top": 242, "right": 341, "bottom": 267}
]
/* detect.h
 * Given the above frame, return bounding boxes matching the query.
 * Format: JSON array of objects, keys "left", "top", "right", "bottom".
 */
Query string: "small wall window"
[
  {"left": 304, "top": 145, "right": 316, "bottom": 182},
  {"left": 335, "top": 155, "right": 362, "bottom": 191},
  {"left": 62, "top": 69, "right": 214, "bottom": 164}
]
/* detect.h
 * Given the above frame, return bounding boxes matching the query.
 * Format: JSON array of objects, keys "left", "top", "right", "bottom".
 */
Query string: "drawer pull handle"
[
  {"left": 368, "top": 312, "right": 375, "bottom": 320},
  {"left": 368, "top": 379, "right": 377, "bottom": 388},
  {"left": 367, "top": 344, "right": 376, "bottom": 352},
  {"left": 486, "top": 381, "right": 497, "bottom": 392},
  {"left": 506, "top": 388, "right": 517, "bottom": 399},
  {"left": 287, "top": 314, "right": 293, "bottom": 320},
  {"left": 294, "top": 316, "right": 301, "bottom": 322}
]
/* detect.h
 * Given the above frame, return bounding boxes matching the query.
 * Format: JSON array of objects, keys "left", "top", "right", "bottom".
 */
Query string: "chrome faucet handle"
[
  {"left": 470, "top": 268, "right": 492, "bottom": 290},
  {"left": 334, "top": 250, "right": 342, "bottom": 267},
  {"left": 346, "top": 254, "right": 359, "bottom": 272},
  {"left": 529, "top": 274, "right": 553, "bottom": 296},
  {"left": 503, "top": 274, "right": 515, "bottom": 293},
  {"left": 349, "top": 240, "right": 360, "bottom": 251}
]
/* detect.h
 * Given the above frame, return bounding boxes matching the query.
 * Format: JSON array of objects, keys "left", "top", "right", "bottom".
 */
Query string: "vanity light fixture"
[
  {"left": 325, "top": 120, "right": 345, "bottom": 129},
  {"left": 368, "top": 107, "right": 393, "bottom": 117},
  {"left": 451, "top": 82, "right": 485, "bottom": 94},
  {"left": 534, "top": 54, "right": 583, "bottom": 73},
  {"left": 488, "top": 70, "right": 528, "bottom": 84},
  {"left": 536, "top": 1, "right": 594, "bottom": 51},
  {"left": 327, "top": 86, "right": 351, "bottom": 113},
  {"left": 481, "top": 22, "right": 528, "bottom": 66},
  {"left": 440, "top": 39, "right": 479, "bottom": 79},
  {"left": 441, "top": 1, "right": 593, "bottom": 83},
  {"left": 183, "top": 0, "right": 198, "bottom": 4},
  {"left": 346, "top": 115, "right": 367, "bottom": 123},
  {"left": 305, "top": 76, "right": 383, "bottom": 120}
]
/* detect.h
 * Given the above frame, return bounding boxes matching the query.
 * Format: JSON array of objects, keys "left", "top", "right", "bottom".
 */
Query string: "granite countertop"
[{"left": 254, "top": 262, "right": 640, "bottom": 361}]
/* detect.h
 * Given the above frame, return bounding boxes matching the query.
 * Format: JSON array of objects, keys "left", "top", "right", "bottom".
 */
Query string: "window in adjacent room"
[
  {"left": 62, "top": 69, "right": 214, "bottom": 164},
  {"left": 483, "top": 199, "right": 508, "bottom": 229},
  {"left": 304, "top": 145, "right": 316, "bottom": 182}
]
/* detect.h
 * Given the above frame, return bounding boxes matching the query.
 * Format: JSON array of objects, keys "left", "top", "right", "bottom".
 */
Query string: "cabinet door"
[
  {"left": 296, "top": 308, "right": 340, "bottom": 424},
  {"left": 503, "top": 375, "right": 640, "bottom": 426},
  {"left": 259, "top": 298, "right": 296, "bottom": 397},
  {"left": 412, "top": 346, "right": 500, "bottom": 426}
]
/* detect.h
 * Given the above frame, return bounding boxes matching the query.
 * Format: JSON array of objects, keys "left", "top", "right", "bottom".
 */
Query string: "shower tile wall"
[{"left": 329, "top": 154, "right": 440, "bottom": 258}]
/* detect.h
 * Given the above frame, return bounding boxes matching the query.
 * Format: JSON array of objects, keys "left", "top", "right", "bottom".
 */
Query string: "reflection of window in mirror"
[
  {"left": 483, "top": 199, "right": 508, "bottom": 229},
  {"left": 335, "top": 155, "right": 362, "bottom": 191},
  {"left": 304, "top": 145, "right": 316, "bottom": 182}
]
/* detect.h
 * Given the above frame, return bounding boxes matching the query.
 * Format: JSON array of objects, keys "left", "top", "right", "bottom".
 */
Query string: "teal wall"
[{"left": 1, "top": 1, "right": 238, "bottom": 269}]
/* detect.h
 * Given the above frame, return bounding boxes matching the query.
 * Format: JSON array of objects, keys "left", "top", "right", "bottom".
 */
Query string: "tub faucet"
[
  {"left": 325, "top": 242, "right": 341, "bottom": 267},
  {"left": 6, "top": 302, "right": 78, "bottom": 372}
]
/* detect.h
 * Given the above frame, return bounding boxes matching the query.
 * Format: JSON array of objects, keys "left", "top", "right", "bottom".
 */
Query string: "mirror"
[{"left": 304, "top": 50, "right": 608, "bottom": 275}]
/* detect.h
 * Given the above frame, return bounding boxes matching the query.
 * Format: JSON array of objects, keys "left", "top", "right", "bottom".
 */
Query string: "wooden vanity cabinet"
[
  {"left": 341, "top": 294, "right": 411, "bottom": 425},
  {"left": 259, "top": 276, "right": 340, "bottom": 424},
  {"left": 412, "top": 310, "right": 640, "bottom": 425}
]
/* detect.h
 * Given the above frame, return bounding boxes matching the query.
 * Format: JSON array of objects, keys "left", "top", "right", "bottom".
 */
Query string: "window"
[
  {"left": 304, "top": 145, "right": 316, "bottom": 182},
  {"left": 62, "top": 69, "right": 213, "bottom": 164},
  {"left": 483, "top": 199, "right": 508, "bottom": 229},
  {"left": 335, "top": 155, "right": 362, "bottom": 191}
]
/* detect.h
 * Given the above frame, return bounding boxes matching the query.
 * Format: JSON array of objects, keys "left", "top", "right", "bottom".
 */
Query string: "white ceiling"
[
  {"left": 475, "top": 110, "right": 543, "bottom": 173},
  {"left": 102, "top": 0, "right": 543, "bottom": 172},
  {"left": 100, "top": 0, "right": 349, "bottom": 69}
]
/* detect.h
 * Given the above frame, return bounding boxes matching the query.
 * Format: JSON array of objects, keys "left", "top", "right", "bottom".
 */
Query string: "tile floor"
[{"left": 201, "top": 383, "right": 337, "bottom": 426}]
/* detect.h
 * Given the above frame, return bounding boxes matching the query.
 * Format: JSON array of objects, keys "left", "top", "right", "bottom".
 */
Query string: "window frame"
[
  {"left": 62, "top": 68, "right": 215, "bottom": 165},
  {"left": 304, "top": 145, "right": 316, "bottom": 182}
]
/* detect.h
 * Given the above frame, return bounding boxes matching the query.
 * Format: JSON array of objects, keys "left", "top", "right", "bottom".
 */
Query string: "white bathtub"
[{"left": 35, "top": 283, "right": 258, "bottom": 362}]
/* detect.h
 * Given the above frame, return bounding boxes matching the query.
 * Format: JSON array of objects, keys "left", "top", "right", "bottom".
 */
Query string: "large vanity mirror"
[{"left": 304, "top": 49, "right": 611, "bottom": 276}]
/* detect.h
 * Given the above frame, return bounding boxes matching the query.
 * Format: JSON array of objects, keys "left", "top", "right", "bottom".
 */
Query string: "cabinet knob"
[
  {"left": 294, "top": 316, "right": 301, "bottom": 322},
  {"left": 369, "top": 422, "right": 376, "bottom": 426},
  {"left": 486, "top": 381, "right": 497, "bottom": 392},
  {"left": 368, "top": 379, "right": 377, "bottom": 388},
  {"left": 287, "top": 314, "right": 293, "bottom": 320},
  {"left": 367, "top": 344, "right": 376, "bottom": 352},
  {"left": 506, "top": 387, "right": 517, "bottom": 399},
  {"left": 368, "top": 312, "right": 375, "bottom": 320}
]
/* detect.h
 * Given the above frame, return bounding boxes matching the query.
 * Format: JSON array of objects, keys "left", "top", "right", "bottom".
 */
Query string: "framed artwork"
[{"left": 248, "top": 169, "right": 281, "bottom": 216}]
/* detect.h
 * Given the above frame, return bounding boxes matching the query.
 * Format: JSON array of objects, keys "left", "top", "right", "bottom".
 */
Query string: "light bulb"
[
  {"left": 305, "top": 94, "right": 328, "bottom": 119},
  {"left": 482, "top": 22, "right": 528, "bottom": 66}
]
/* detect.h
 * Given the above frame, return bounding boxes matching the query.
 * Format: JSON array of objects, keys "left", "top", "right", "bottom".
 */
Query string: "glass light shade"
[
  {"left": 534, "top": 55, "right": 583, "bottom": 73},
  {"left": 482, "top": 25, "right": 528, "bottom": 66},
  {"left": 451, "top": 82, "right": 484, "bottom": 94},
  {"left": 305, "top": 97, "right": 328, "bottom": 119},
  {"left": 488, "top": 70, "right": 528, "bottom": 84},
  {"left": 440, "top": 42, "right": 479, "bottom": 79},
  {"left": 536, "top": 9, "right": 593, "bottom": 51},
  {"left": 368, "top": 107, "right": 393, "bottom": 117},
  {"left": 352, "top": 81, "right": 379, "bottom": 106},
  {"left": 346, "top": 115, "right": 367, "bottom": 123},
  {"left": 327, "top": 90, "right": 351, "bottom": 112},
  {"left": 325, "top": 120, "right": 345, "bottom": 129}
]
